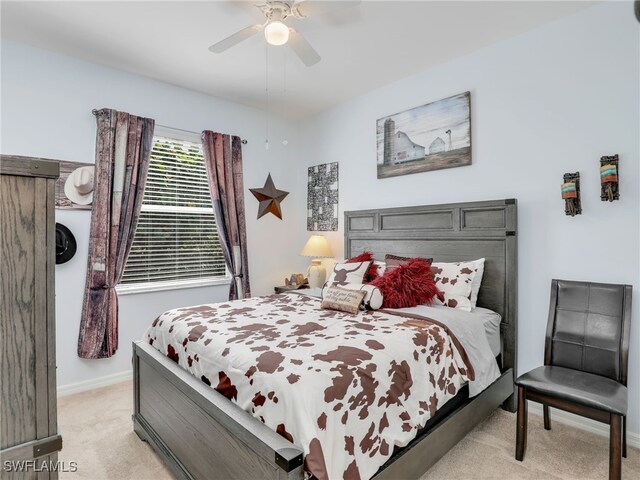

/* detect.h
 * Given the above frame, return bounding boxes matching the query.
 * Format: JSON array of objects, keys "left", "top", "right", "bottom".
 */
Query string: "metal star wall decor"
[{"left": 249, "top": 173, "right": 289, "bottom": 220}]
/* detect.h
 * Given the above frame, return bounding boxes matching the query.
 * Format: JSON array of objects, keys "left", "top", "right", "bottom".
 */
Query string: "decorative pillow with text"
[
  {"left": 322, "top": 282, "right": 383, "bottom": 310},
  {"left": 321, "top": 286, "right": 367, "bottom": 315}
]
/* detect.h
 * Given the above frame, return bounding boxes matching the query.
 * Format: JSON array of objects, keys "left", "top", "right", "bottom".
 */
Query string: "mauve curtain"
[
  {"left": 77, "top": 109, "right": 155, "bottom": 359},
  {"left": 201, "top": 131, "right": 251, "bottom": 300}
]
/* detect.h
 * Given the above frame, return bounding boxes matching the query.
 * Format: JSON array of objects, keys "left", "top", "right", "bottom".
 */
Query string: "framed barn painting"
[{"left": 376, "top": 91, "right": 471, "bottom": 179}]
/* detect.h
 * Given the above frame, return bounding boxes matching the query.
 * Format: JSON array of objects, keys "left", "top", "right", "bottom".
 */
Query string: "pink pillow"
[
  {"left": 384, "top": 254, "right": 433, "bottom": 273},
  {"left": 371, "top": 258, "right": 441, "bottom": 308}
]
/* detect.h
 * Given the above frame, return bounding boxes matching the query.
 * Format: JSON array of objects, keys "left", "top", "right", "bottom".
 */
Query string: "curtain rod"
[{"left": 91, "top": 109, "right": 248, "bottom": 144}]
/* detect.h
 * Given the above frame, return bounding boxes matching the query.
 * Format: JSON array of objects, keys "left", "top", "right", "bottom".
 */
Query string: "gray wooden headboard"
[{"left": 344, "top": 199, "right": 517, "bottom": 376}]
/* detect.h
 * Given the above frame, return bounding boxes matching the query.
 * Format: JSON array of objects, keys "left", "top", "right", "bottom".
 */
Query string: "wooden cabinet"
[{"left": 1, "top": 156, "right": 62, "bottom": 479}]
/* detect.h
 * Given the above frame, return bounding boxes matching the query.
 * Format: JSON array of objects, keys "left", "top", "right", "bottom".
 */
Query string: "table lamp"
[{"left": 300, "top": 235, "right": 333, "bottom": 288}]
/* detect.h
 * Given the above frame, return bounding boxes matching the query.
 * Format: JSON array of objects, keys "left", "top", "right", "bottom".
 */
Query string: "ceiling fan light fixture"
[{"left": 264, "top": 21, "right": 289, "bottom": 46}]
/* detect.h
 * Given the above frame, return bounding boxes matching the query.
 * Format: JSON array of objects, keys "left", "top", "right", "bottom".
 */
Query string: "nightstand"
[
  {"left": 276, "top": 286, "right": 323, "bottom": 298},
  {"left": 296, "top": 287, "right": 323, "bottom": 298},
  {"left": 281, "top": 288, "right": 322, "bottom": 298},
  {"left": 274, "top": 285, "right": 309, "bottom": 294}
]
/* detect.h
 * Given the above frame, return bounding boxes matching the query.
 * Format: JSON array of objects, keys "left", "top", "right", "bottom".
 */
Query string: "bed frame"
[{"left": 133, "top": 198, "right": 517, "bottom": 480}]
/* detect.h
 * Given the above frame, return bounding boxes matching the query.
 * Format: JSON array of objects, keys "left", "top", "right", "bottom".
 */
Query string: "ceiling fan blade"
[
  {"left": 208, "top": 24, "right": 264, "bottom": 53},
  {"left": 293, "top": 0, "right": 361, "bottom": 18},
  {"left": 288, "top": 29, "right": 321, "bottom": 67}
]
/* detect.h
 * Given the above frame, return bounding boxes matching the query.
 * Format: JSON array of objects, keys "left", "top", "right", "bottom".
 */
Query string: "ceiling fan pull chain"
[
  {"left": 265, "top": 41, "right": 270, "bottom": 151},
  {"left": 282, "top": 47, "right": 289, "bottom": 146}
]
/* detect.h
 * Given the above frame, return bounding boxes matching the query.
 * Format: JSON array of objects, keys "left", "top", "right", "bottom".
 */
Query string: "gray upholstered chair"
[{"left": 515, "top": 279, "right": 632, "bottom": 480}]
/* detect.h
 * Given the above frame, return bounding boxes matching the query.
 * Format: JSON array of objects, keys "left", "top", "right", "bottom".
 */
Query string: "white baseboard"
[
  {"left": 57, "top": 370, "right": 132, "bottom": 397},
  {"left": 528, "top": 401, "right": 640, "bottom": 449}
]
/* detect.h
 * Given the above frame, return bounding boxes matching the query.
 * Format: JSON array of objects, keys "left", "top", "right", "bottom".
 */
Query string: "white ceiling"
[{"left": 1, "top": 1, "right": 593, "bottom": 119}]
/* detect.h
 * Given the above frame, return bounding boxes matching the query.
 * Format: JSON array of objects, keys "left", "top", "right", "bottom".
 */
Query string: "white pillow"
[
  {"left": 431, "top": 260, "right": 482, "bottom": 312},
  {"left": 373, "top": 261, "right": 386, "bottom": 277},
  {"left": 322, "top": 282, "right": 383, "bottom": 310},
  {"left": 468, "top": 258, "right": 485, "bottom": 308},
  {"left": 325, "top": 261, "right": 371, "bottom": 287}
]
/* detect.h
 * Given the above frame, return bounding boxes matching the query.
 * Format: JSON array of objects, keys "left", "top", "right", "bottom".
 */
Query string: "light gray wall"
[
  {"left": 1, "top": 0, "right": 637, "bottom": 439},
  {"left": 294, "top": 2, "right": 640, "bottom": 435},
  {"left": 1, "top": 39, "right": 301, "bottom": 389}
]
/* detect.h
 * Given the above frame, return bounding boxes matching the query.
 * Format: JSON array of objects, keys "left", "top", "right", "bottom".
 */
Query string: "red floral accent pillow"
[
  {"left": 346, "top": 251, "right": 380, "bottom": 282},
  {"left": 371, "top": 257, "right": 441, "bottom": 308}
]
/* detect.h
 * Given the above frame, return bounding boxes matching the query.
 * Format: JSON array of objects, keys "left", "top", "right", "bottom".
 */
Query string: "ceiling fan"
[{"left": 208, "top": 1, "right": 361, "bottom": 67}]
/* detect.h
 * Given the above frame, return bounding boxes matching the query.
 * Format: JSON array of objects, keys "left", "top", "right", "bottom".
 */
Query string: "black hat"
[{"left": 56, "top": 223, "right": 77, "bottom": 265}]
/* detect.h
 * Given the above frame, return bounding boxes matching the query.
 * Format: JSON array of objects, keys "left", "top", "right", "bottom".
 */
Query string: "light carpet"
[{"left": 57, "top": 381, "right": 639, "bottom": 479}]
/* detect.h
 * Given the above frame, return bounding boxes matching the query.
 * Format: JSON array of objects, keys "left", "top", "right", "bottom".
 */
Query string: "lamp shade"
[
  {"left": 264, "top": 21, "right": 289, "bottom": 46},
  {"left": 300, "top": 235, "right": 333, "bottom": 258}
]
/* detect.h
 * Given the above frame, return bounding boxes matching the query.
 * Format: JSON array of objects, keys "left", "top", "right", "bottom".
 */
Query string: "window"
[{"left": 119, "top": 132, "right": 228, "bottom": 293}]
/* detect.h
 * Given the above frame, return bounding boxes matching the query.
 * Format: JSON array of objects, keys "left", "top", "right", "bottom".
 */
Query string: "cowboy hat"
[
  {"left": 55, "top": 223, "right": 77, "bottom": 265},
  {"left": 64, "top": 166, "right": 95, "bottom": 205}
]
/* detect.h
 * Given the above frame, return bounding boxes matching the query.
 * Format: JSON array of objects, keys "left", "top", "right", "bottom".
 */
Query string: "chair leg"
[
  {"left": 610, "top": 414, "right": 622, "bottom": 480},
  {"left": 622, "top": 415, "right": 627, "bottom": 459},
  {"left": 543, "top": 404, "right": 551, "bottom": 430},
  {"left": 516, "top": 386, "right": 528, "bottom": 461}
]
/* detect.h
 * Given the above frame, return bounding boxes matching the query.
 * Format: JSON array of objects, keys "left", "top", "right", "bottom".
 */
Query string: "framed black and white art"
[{"left": 307, "top": 162, "right": 339, "bottom": 231}]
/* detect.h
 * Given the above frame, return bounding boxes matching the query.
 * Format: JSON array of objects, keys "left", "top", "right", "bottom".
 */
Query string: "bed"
[{"left": 132, "top": 199, "right": 517, "bottom": 480}]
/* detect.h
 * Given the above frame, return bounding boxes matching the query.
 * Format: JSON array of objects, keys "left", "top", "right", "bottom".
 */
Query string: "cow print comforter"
[{"left": 145, "top": 293, "right": 475, "bottom": 480}]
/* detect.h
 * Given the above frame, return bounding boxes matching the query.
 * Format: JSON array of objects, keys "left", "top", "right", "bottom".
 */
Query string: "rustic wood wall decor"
[
  {"left": 561, "top": 172, "right": 582, "bottom": 217},
  {"left": 600, "top": 154, "right": 619, "bottom": 202},
  {"left": 249, "top": 173, "right": 289, "bottom": 220}
]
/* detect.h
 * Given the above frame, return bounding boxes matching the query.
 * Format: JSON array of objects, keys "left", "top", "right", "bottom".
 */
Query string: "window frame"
[{"left": 116, "top": 126, "right": 231, "bottom": 296}]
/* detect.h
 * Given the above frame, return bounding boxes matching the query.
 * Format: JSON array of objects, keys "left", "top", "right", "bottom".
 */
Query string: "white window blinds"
[{"left": 120, "top": 136, "right": 227, "bottom": 286}]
